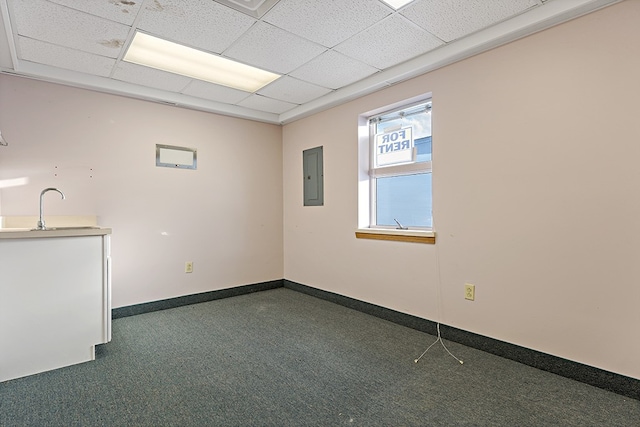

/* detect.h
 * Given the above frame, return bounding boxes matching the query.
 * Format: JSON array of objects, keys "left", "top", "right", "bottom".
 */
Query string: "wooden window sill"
[{"left": 355, "top": 229, "right": 436, "bottom": 244}]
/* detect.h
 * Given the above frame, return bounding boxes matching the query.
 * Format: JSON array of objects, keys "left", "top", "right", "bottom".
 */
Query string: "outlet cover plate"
[{"left": 465, "top": 283, "right": 475, "bottom": 301}]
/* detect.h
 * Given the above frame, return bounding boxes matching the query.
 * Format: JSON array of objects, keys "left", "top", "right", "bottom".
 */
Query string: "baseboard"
[
  {"left": 110, "top": 278, "right": 639, "bottom": 400},
  {"left": 111, "top": 279, "right": 284, "bottom": 319},
  {"left": 283, "top": 279, "right": 640, "bottom": 401}
]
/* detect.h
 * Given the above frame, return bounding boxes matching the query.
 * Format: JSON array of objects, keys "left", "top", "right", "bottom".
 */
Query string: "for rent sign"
[{"left": 375, "top": 127, "right": 413, "bottom": 167}]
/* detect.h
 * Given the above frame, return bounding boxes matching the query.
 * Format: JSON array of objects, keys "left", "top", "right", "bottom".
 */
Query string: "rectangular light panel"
[{"left": 124, "top": 32, "right": 280, "bottom": 92}]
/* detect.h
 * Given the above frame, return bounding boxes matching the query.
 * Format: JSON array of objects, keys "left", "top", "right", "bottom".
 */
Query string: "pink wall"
[
  {"left": 1, "top": 0, "right": 638, "bottom": 382},
  {"left": 283, "top": 1, "right": 640, "bottom": 380},
  {"left": 0, "top": 76, "right": 283, "bottom": 307}
]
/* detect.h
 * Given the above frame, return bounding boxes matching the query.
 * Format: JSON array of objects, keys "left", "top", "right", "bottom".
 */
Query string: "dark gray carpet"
[{"left": 1, "top": 288, "right": 638, "bottom": 426}]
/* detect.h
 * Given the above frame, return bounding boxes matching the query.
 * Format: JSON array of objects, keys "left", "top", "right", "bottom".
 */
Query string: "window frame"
[{"left": 356, "top": 94, "right": 435, "bottom": 244}]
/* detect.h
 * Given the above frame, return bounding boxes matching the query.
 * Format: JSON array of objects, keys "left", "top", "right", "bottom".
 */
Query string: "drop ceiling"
[{"left": 0, "top": 0, "right": 621, "bottom": 124}]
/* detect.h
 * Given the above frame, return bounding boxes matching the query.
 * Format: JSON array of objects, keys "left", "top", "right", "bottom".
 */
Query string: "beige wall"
[
  {"left": 283, "top": 1, "right": 640, "bottom": 380},
  {"left": 0, "top": 76, "right": 283, "bottom": 308}
]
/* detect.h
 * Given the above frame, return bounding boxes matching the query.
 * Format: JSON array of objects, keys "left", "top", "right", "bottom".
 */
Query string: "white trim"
[
  {"left": 3, "top": 61, "right": 280, "bottom": 124},
  {"left": 0, "top": 0, "right": 17, "bottom": 69},
  {"left": 370, "top": 161, "right": 431, "bottom": 178}
]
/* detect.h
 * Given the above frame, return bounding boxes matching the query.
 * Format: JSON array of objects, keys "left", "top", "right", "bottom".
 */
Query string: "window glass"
[
  {"left": 376, "top": 173, "right": 432, "bottom": 227},
  {"left": 370, "top": 100, "right": 432, "bottom": 229}
]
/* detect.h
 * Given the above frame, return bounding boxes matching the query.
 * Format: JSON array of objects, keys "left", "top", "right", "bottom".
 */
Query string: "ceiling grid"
[{"left": 0, "top": 0, "right": 622, "bottom": 124}]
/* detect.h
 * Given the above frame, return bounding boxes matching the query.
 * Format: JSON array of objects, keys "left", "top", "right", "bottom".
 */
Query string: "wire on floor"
[{"left": 414, "top": 322, "right": 464, "bottom": 365}]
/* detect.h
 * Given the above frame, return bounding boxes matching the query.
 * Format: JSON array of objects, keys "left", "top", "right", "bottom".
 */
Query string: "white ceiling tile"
[
  {"left": 2, "top": 0, "right": 604, "bottom": 124},
  {"left": 258, "top": 76, "right": 332, "bottom": 104},
  {"left": 224, "top": 22, "right": 326, "bottom": 74},
  {"left": 334, "top": 14, "right": 443, "bottom": 69},
  {"left": 47, "top": 0, "right": 143, "bottom": 25},
  {"left": 263, "top": 0, "right": 391, "bottom": 47},
  {"left": 136, "top": 0, "right": 256, "bottom": 54},
  {"left": 181, "top": 80, "right": 251, "bottom": 104},
  {"left": 10, "top": 0, "right": 130, "bottom": 58},
  {"left": 401, "top": 0, "right": 538, "bottom": 42},
  {"left": 113, "top": 61, "right": 192, "bottom": 92},
  {"left": 290, "top": 50, "right": 380, "bottom": 90},
  {"left": 237, "top": 94, "right": 298, "bottom": 114},
  {"left": 18, "top": 36, "right": 115, "bottom": 77}
]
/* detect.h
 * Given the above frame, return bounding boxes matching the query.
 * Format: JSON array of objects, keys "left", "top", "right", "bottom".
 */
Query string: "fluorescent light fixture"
[
  {"left": 381, "top": 0, "right": 414, "bottom": 9},
  {"left": 124, "top": 32, "right": 280, "bottom": 92}
]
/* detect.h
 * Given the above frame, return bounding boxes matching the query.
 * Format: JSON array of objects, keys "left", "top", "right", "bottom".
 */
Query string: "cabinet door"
[{"left": 0, "top": 236, "right": 104, "bottom": 382}]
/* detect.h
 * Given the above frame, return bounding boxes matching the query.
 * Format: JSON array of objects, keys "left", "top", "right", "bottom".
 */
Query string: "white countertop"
[{"left": 0, "top": 227, "right": 112, "bottom": 239}]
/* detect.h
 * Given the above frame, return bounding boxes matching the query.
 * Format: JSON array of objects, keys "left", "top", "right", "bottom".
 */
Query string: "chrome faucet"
[{"left": 37, "top": 187, "right": 65, "bottom": 230}]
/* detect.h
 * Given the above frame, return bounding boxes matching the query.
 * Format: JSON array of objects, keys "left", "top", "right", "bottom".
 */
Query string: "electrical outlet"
[
  {"left": 464, "top": 283, "right": 475, "bottom": 301},
  {"left": 185, "top": 261, "right": 193, "bottom": 273}
]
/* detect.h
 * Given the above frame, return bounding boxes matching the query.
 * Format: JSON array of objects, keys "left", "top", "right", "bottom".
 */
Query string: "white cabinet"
[{"left": 0, "top": 230, "right": 111, "bottom": 382}]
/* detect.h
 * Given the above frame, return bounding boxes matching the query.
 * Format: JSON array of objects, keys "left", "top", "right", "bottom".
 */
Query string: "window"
[{"left": 357, "top": 96, "right": 434, "bottom": 243}]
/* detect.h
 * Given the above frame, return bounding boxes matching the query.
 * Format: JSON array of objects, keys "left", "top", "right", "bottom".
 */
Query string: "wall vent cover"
[{"left": 213, "top": 0, "right": 280, "bottom": 18}]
